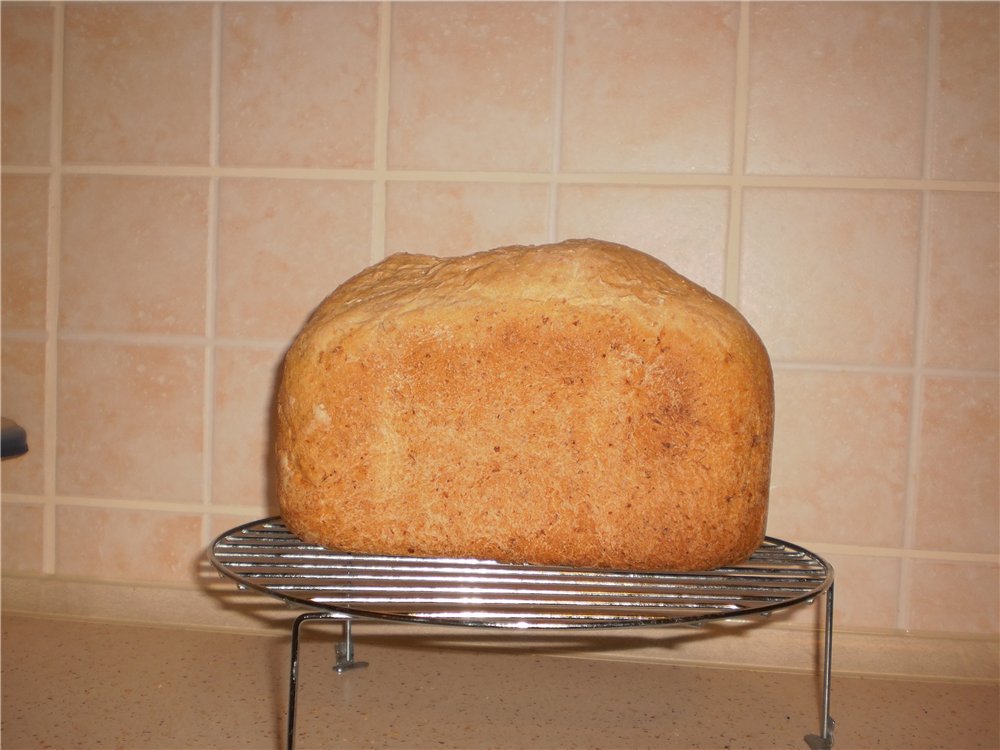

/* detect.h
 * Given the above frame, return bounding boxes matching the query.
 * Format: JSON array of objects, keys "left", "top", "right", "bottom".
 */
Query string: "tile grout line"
[
  {"left": 208, "top": 2, "right": 222, "bottom": 172},
  {"left": 9, "top": 326, "right": 998, "bottom": 378},
  {"left": 369, "top": 0, "right": 392, "bottom": 265},
  {"left": 897, "top": 3, "right": 940, "bottom": 632},
  {"left": 5, "top": 162, "right": 997, "bottom": 194},
  {"left": 200, "top": 1, "right": 224, "bottom": 546},
  {"left": 41, "top": 2, "right": 66, "bottom": 577},
  {"left": 45, "top": 330, "right": 293, "bottom": 349},
  {"left": 5, "top": 489, "right": 997, "bottom": 565},
  {"left": 898, "top": 194, "right": 932, "bottom": 630},
  {"left": 546, "top": 1, "right": 567, "bottom": 243},
  {"left": 5, "top": 492, "right": 272, "bottom": 519},
  {"left": 724, "top": 1, "right": 752, "bottom": 307}
]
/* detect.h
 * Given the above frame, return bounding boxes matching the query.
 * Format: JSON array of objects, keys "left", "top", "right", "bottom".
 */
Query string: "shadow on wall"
[
  {"left": 265, "top": 349, "right": 286, "bottom": 519},
  {"left": 260, "top": 287, "right": 345, "bottom": 520}
]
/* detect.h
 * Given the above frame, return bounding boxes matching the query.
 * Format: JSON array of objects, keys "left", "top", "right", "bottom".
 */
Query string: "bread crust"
[{"left": 277, "top": 239, "right": 773, "bottom": 571}]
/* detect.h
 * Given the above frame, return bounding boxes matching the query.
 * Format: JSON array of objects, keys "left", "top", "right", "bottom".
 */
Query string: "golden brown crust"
[{"left": 277, "top": 239, "right": 773, "bottom": 571}]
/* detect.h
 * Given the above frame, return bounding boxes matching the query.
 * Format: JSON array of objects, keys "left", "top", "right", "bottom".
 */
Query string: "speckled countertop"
[{"left": 2, "top": 614, "right": 997, "bottom": 749}]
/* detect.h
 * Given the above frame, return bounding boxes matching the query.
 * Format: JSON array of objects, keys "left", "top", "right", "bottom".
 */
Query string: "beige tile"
[
  {"left": 924, "top": 192, "right": 999, "bottom": 371},
  {"left": 212, "top": 345, "right": 284, "bottom": 513},
  {"left": 915, "top": 376, "right": 999, "bottom": 554},
  {"left": 56, "top": 341, "right": 204, "bottom": 503},
  {"left": 59, "top": 175, "right": 208, "bottom": 335},
  {"left": 55, "top": 506, "right": 202, "bottom": 585},
  {"left": 766, "top": 551, "right": 900, "bottom": 631},
  {"left": 215, "top": 178, "right": 372, "bottom": 340},
  {"left": 739, "top": 189, "right": 920, "bottom": 365},
  {"left": 562, "top": 3, "right": 738, "bottom": 174},
  {"left": 62, "top": 4, "right": 212, "bottom": 165},
  {"left": 1, "top": 339, "right": 46, "bottom": 495},
  {"left": 388, "top": 3, "right": 557, "bottom": 171},
  {"left": 929, "top": 3, "right": 1000, "bottom": 181},
  {"left": 1, "top": 4, "right": 53, "bottom": 166},
  {"left": 824, "top": 553, "right": 901, "bottom": 631},
  {"left": 385, "top": 181, "right": 549, "bottom": 257},
  {"left": 557, "top": 185, "right": 728, "bottom": 295},
  {"left": 209, "top": 513, "right": 264, "bottom": 540},
  {"left": 766, "top": 369, "right": 911, "bottom": 547},
  {"left": 907, "top": 559, "right": 999, "bottom": 635},
  {"left": 1, "top": 175, "right": 48, "bottom": 331},
  {"left": 747, "top": 3, "right": 928, "bottom": 177},
  {"left": 220, "top": 3, "right": 378, "bottom": 168},
  {"left": 0, "top": 503, "right": 44, "bottom": 575}
]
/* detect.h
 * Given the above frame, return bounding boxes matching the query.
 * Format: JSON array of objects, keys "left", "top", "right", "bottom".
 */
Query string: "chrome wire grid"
[
  {"left": 210, "top": 516, "right": 837, "bottom": 750},
  {"left": 209, "top": 516, "right": 833, "bottom": 629}
]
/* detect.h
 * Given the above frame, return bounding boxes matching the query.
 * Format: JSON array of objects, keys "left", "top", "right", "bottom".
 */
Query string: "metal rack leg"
[
  {"left": 287, "top": 613, "right": 368, "bottom": 750},
  {"left": 335, "top": 620, "right": 369, "bottom": 673},
  {"left": 805, "top": 582, "right": 835, "bottom": 749}
]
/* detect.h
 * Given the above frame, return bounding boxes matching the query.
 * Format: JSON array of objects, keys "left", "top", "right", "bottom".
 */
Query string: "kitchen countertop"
[{"left": 2, "top": 613, "right": 997, "bottom": 749}]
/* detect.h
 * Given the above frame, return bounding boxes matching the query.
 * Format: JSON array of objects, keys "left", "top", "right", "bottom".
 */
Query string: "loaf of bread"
[{"left": 276, "top": 239, "right": 773, "bottom": 571}]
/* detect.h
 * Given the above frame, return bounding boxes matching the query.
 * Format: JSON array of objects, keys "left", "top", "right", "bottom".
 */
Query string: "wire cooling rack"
[
  {"left": 209, "top": 516, "right": 832, "bottom": 628},
  {"left": 209, "top": 516, "right": 836, "bottom": 749}
]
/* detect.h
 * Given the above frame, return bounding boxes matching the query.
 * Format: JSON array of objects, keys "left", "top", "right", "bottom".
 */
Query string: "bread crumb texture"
[{"left": 277, "top": 239, "right": 773, "bottom": 571}]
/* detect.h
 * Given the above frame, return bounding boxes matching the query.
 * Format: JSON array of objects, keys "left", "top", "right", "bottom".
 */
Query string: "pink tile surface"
[
  {"left": 1, "top": 4, "right": 53, "bottom": 166},
  {"left": 62, "top": 4, "right": 212, "bottom": 165},
  {"left": 1, "top": 175, "right": 49, "bottom": 331},
  {"left": 924, "top": 192, "right": 999, "bottom": 371},
  {"left": 915, "top": 376, "right": 999, "bottom": 555},
  {"left": 824, "top": 553, "right": 902, "bottom": 631},
  {"left": 929, "top": 3, "right": 1000, "bottom": 181},
  {"left": 0, "top": 0, "right": 995, "bottom": 646},
  {"left": 215, "top": 178, "right": 372, "bottom": 340},
  {"left": 56, "top": 341, "right": 204, "bottom": 503},
  {"left": 209, "top": 513, "right": 263, "bottom": 540},
  {"left": 0, "top": 339, "right": 46, "bottom": 495},
  {"left": 385, "top": 181, "right": 549, "bottom": 257},
  {"left": 774, "top": 551, "right": 903, "bottom": 631},
  {"left": 220, "top": 3, "right": 378, "bottom": 168},
  {"left": 388, "top": 3, "right": 557, "bottom": 171},
  {"left": 59, "top": 176, "right": 208, "bottom": 335},
  {"left": 55, "top": 506, "right": 202, "bottom": 585},
  {"left": 746, "top": 3, "right": 927, "bottom": 177},
  {"left": 562, "top": 3, "right": 738, "bottom": 174},
  {"left": 0, "top": 503, "right": 44, "bottom": 575},
  {"left": 212, "top": 345, "right": 284, "bottom": 514},
  {"left": 767, "top": 369, "right": 911, "bottom": 548},
  {"left": 739, "top": 189, "right": 920, "bottom": 365},
  {"left": 907, "top": 560, "right": 1000, "bottom": 635},
  {"left": 556, "top": 185, "right": 729, "bottom": 295}
]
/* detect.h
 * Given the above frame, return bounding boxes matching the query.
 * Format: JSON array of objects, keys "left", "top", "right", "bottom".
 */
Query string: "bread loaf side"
[{"left": 277, "top": 239, "right": 773, "bottom": 571}]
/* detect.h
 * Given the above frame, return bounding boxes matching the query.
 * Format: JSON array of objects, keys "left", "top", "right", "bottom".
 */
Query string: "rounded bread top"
[{"left": 293, "top": 238, "right": 762, "bottom": 358}]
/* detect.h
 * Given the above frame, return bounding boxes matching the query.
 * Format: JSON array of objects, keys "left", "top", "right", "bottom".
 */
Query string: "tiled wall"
[{"left": 2, "top": 1, "right": 998, "bottom": 648}]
